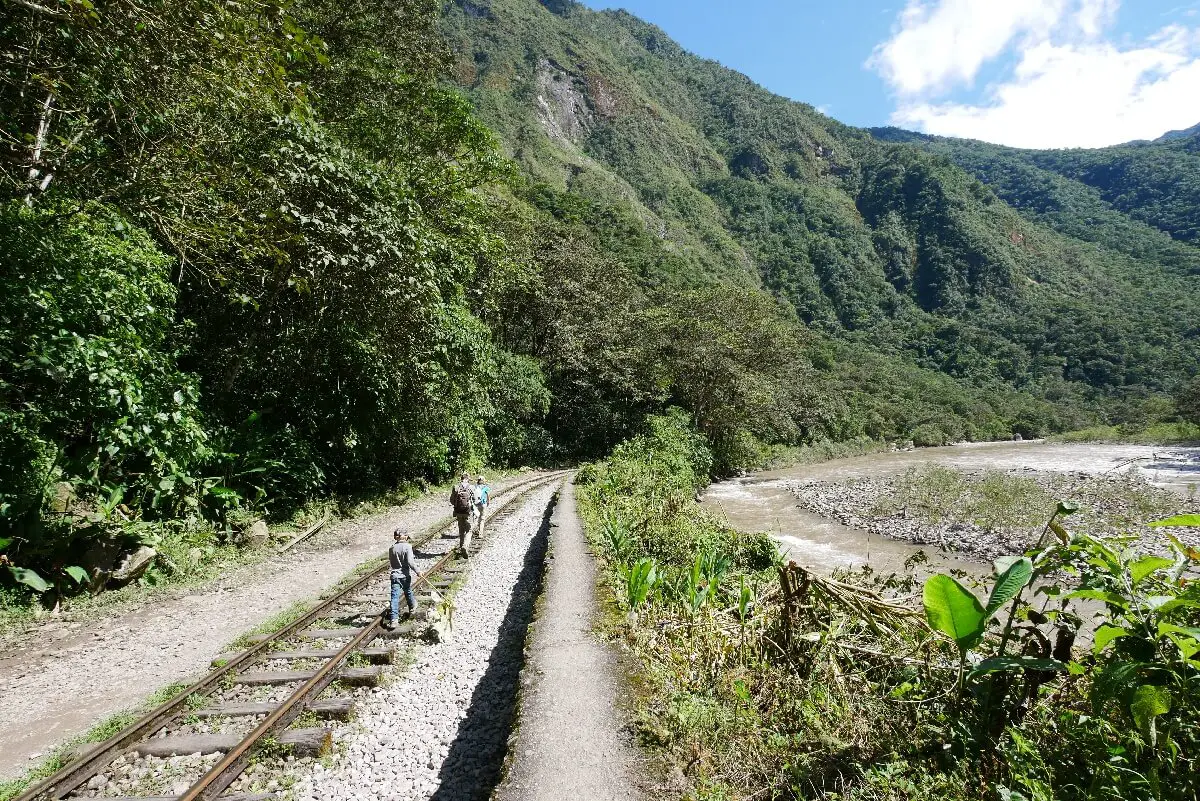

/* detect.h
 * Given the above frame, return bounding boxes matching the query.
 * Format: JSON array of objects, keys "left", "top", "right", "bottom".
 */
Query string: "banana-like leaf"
[
  {"left": 923, "top": 574, "right": 986, "bottom": 650},
  {"left": 5, "top": 565, "right": 51, "bottom": 593},
  {"left": 1149, "top": 514, "right": 1200, "bottom": 527},
  {"left": 1092, "top": 624, "right": 1129, "bottom": 654},
  {"left": 986, "top": 557, "right": 1032, "bottom": 616}
]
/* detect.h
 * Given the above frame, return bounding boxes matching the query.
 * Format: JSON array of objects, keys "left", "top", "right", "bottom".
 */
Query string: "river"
[{"left": 701, "top": 441, "right": 1199, "bottom": 577}]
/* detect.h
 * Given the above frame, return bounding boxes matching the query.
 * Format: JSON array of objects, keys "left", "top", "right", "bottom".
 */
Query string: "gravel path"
[
  {"left": 495, "top": 480, "right": 642, "bottom": 801},
  {"left": 289, "top": 481, "right": 563, "bottom": 801},
  {"left": 0, "top": 474, "right": 535, "bottom": 781}
]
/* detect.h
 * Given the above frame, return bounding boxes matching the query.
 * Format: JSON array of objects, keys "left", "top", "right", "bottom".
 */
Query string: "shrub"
[{"left": 0, "top": 203, "right": 207, "bottom": 566}]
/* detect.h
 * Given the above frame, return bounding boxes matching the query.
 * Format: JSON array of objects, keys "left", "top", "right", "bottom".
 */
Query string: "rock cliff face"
[{"left": 534, "top": 60, "right": 593, "bottom": 144}]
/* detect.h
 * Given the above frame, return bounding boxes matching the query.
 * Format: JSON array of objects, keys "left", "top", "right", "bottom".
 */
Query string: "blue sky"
[{"left": 580, "top": 0, "right": 1200, "bottom": 148}]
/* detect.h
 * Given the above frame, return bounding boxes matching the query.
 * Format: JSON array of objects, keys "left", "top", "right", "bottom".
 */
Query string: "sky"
[{"left": 579, "top": 0, "right": 1200, "bottom": 149}]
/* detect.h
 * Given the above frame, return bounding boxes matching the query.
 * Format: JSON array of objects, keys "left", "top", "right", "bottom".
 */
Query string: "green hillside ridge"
[
  {"left": 2, "top": 0, "right": 1198, "bottom": 606},
  {"left": 441, "top": 0, "right": 1200, "bottom": 422},
  {"left": 870, "top": 126, "right": 1200, "bottom": 262}
]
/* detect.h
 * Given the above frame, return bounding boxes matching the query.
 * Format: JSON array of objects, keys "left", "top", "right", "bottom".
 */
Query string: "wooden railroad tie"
[
  {"left": 191, "top": 697, "right": 354, "bottom": 720},
  {"left": 265, "top": 646, "right": 395, "bottom": 664},
  {"left": 235, "top": 666, "right": 382, "bottom": 687},
  {"left": 133, "top": 727, "right": 331, "bottom": 757}
]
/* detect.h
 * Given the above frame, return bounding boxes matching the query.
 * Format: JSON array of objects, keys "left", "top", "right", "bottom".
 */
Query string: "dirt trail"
[
  {"left": 495, "top": 480, "right": 643, "bottom": 801},
  {"left": 0, "top": 474, "right": 536, "bottom": 781}
]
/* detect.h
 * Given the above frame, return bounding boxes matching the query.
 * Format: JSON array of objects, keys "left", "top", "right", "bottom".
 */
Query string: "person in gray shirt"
[{"left": 387, "top": 528, "right": 422, "bottom": 628}]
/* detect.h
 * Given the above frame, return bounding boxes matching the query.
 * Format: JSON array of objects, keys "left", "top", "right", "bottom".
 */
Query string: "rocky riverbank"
[{"left": 784, "top": 467, "right": 1199, "bottom": 564}]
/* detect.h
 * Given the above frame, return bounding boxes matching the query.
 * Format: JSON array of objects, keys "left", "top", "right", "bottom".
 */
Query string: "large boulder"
[
  {"left": 81, "top": 536, "right": 126, "bottom": 590},
  {"left": 108, "top": 545, "right": 157, "bottom": 588},
  {"left": 239, "top": 520, "right": 270, "bottom": 548}
]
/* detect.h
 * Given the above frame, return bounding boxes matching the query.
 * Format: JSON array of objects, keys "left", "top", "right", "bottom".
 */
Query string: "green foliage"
[
  {"left": 0, "top": 0, "right": 536, "bottom": 588},
  {"left": 445, "top": 0, "right": 1198, "bottom": 434},
  {"left": 0, "top": 202, "right": 208, "bottom": 575},
  {"left": 922, "top": 574, "right": 987, "bottom": 652},
  {"left": 1178, "top": 378, "right": 1200, "bottom": 425},
  {"left": 623, "top": 557, "right": 659, "bottom": 611},
  {"left": 583, "top": 411, "right": 1199, "bottom": 800},
  {"left": 913, "top": 510, "right": 1200, "bottom": 800}
]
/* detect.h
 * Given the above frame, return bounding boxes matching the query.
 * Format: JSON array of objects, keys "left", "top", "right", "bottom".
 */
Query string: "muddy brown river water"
[{"left": 702, "top": 441, "right": 1199, "bottom": 578}]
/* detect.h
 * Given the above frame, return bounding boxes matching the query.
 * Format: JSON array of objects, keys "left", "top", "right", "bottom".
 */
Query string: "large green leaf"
[
  {"left": 1129, "top": 556, "right": 1173, "bottom": 584},
  {"left": 923, "top": 574, "right": 986, "bottom": 650},
  {"left": 1157, "top": 623, "right": 1200, "bottom": 660},
  {"left": 4, "top": 565, "right": 51, "bottom": 593},
  {"left": 1066, "top": 588, "right": 1130, "bottom": 609},
  {"left": 986, "top": 557, "right": 1032, "bottom": 616},
  {"left": 1155, "top": 598, "right": 1200, "bottom": 615},
  {"left": 1149, "top": 514, "right": 1200, "bottom": 527},
  {"left": 64, "top": 565, "right": 89, "bottom": 586},
  {"left": 0, "top": 536, "right": 12, "bottom": 551},
  {"left": 1130, "top": 685, "right": 1171, "bottom": 744},
  {"left": 1093, "top": 624, "right": 1129, "bottom": 654},
  {"left": 967, "top": 655, "right": 1065, "bottom": 681}
]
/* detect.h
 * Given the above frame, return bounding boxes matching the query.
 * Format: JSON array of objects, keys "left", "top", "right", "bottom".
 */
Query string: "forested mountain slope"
[
  {"left": 442, "top": 0, "right": 1200, "bottom": 408},
  {"left": 2, "top": 0, "right": 1197, "bottom": 589},
  {"left": 871, "top": 126, "right": 1200, "bottom": 256}
]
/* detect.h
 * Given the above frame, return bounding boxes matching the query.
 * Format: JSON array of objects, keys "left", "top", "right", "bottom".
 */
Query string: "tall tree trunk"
[{"left": 24, "top": 92, "right": 53, "bottom": 205}]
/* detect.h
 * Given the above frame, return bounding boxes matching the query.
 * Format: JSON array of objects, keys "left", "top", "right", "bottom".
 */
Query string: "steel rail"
[
  {"left": 13, "top": 470, "right": 568, "bottom": 801},
  {"left": 177, "top": 473, "right": 565, "bottom": 801}
]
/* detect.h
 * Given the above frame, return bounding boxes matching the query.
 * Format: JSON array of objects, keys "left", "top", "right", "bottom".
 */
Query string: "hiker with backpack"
[
  {"left": 472, "top": 474, "right": 491, "bottom": 536},
  {"left": 450, "top": 472, "right": 475, "bottom": 556}
]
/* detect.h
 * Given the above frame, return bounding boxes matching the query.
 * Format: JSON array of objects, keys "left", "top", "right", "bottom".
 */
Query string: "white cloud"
[
  {"left": 871, "top": 0, "right": 1200, "bottom": 147},
  {"left": 869, "top": 0, "right": 1073, "bottom": 95}
]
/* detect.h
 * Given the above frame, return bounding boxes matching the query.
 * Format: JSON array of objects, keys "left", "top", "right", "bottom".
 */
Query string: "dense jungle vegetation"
[{"left": 2, "top": 0, "right": 1198, "bottom": 601}]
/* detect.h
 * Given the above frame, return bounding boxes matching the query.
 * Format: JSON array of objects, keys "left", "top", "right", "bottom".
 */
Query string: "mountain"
[
  {"left": 871, "top": 125, "right": 1200, "bottom": 247},
  {"left": 442, "top": 0, "right": 1199, "bottom": 413},
  {"left": 1156, "top": 123, "right": 1200, "bottom": 143}
]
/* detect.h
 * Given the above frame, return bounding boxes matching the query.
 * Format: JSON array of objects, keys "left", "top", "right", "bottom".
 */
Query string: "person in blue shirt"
[{"left": 472, "top": 475, "right": 491, "bottom": 536}]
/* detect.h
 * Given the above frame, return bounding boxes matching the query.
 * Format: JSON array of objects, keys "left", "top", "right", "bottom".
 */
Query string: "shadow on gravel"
[{"left": 431, "top": 493, "right": 557, "bottom": 801}]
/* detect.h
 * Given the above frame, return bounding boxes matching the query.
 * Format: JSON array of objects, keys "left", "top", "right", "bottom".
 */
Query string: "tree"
[{"left": 1177, "top": 377, "right": 1200, "bottom": 424}]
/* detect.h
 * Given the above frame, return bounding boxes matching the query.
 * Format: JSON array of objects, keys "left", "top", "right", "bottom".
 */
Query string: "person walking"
[
  {"left": 472, "top": 474, "right": 491, "bottom": 537},
  {"left": 387, "top": 528, "right": 422, "bottom": 628},
  {"left": 449, "top": 471, "right": 475, "bottom": 556}
]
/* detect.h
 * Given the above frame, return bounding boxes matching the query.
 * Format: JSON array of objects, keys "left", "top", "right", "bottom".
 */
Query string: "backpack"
[{"left": 450, "top": 483, "right": 473, "bottom": 514}]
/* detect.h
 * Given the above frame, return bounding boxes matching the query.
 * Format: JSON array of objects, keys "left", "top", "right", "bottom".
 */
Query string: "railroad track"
[{"left": 15, "top": 471, "right": 569, "bottom": 801}]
